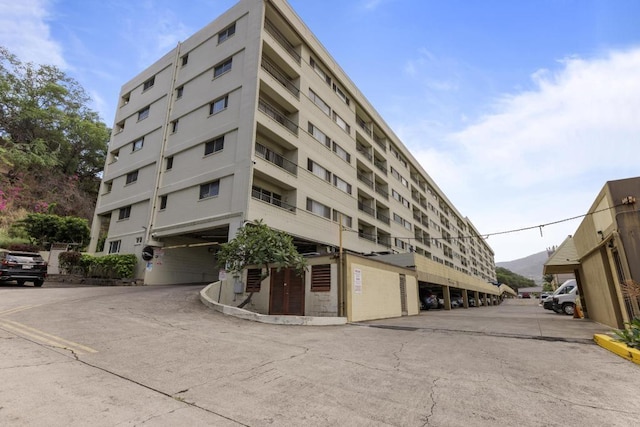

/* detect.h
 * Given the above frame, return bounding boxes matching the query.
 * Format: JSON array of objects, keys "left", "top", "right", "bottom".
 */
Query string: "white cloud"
[
  {"left": 404, "top": 47, "right": 640, "bottom": 262},
  {"left": 0, "top": 0, "right": 66, "bottom": 67}
]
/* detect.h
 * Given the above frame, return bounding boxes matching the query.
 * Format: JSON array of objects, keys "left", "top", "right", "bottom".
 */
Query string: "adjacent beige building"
[
  {"left": 89, "top": 0, "right": 497, "bottom": 316},
  {"left": 545, "top": 176, "right": 640, "bottom": 328}
]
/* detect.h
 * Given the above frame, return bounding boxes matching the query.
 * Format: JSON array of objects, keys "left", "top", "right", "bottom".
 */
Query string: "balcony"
[
  {"left": 376, "top": 211, "right": 390, "bottom": 225},
  {"left": 261, "top": 56, "right": 299, "bottom": 98},
  {"left": 264, "top": 19, "right": 301, "bottom": 64},
  {"left": 356, "top": 116, "right": 372, "bottom": 136},
  {"left": 358, "top": 201, "right": 375, "bottom": 217},
  {"left": 373, "top": 158, "right": 387, "bottom": 175},
  {"left": 356, "top": 143, "right": 372, "bottom": 161},
  {"left": 258, "top": 98, "right": 298, "bottom": 135},
  {"left": 251, "top": 186, "right": 296, "bottom": 212},
  {"left": 374, "top": 183, "right": 388, "bottom": 199},
  {"left": 255, "top": 142, "right": 297, "bottom": 175},
  {"left": 372, "top": 133, "right": 386, "bottom": 151},
  {"left": 357, "top": 171, "right": 373, "bottom": 189}
]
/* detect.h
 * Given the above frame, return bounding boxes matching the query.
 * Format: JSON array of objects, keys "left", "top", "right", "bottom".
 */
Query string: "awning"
[{"left": 543, "top": 235, "right": 580, "bottom": 275}]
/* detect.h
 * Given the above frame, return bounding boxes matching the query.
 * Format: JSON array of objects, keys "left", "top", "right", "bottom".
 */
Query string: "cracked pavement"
[{"left": 1, "top": 283, "right": 639, "bottom": 426}]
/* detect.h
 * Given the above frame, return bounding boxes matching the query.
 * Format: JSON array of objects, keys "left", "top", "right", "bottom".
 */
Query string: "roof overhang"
[{"left": 543, "top": 235, "right": 580, "bottom": 275}]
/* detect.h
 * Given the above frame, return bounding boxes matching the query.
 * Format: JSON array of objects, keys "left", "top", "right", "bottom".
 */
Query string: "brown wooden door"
[{"left": 269, "top": 268, "right": 305, "bottom": 315}]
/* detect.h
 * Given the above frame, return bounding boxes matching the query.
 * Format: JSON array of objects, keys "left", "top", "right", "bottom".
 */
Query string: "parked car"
[
  {"left": 420, "top": 293, "right": 440, "bottom": 310},
  {"left": 0, "top": 249, "right": 47, "bottom": 287}
]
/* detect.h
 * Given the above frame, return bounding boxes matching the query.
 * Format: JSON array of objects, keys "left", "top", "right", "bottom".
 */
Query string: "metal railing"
[
  {"left": 356, "top": 116, "right": 372, "bottom": 136},
  {"left": 376, "top": 211, "right": 390, "bottom": 225},
  {"left": 251, "top": 189, "right": 296, "bottom": 212},
  {"left": 258, "top": 99, "right": 298, "bottom": 135},
  {"left": 261, "top": 56, "right": 299, "bottom": 98},
  {"left": 255, "top": 143, "right": 297, "bottom": 175},
  {"left": 374, "top": 159, "right": 387, "bottom": 175},
  {"left": 356, "top": 144, "right": 372, "bottom": 161},
  {"left": 264, "top": 19, "right": 301, "bottom": 64},
  {"left": 372, "top": 133, "right": 386, "bottom": 151},
  {"left": 357, "top": 172, "right": 373, "bottom": 188},
  {"left": 374, "top": 184, "right": 388, "bottom": 199},
  {"left": 358, "top": 201, "right": 375, "bottom": 217}
]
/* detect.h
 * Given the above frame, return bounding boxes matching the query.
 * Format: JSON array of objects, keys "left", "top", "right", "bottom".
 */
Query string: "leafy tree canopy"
[
  {"left": 496, "top": 267, "right": 536, "bottom": 289},
  {"left": 217, "top": 220, "right": 307, "bottom": 280},
  {"left": 0, "top": 47, "right": 110, "bottom": 220},
  {"left": 15, "top": 213, "right": 90, "bottom": 250}
]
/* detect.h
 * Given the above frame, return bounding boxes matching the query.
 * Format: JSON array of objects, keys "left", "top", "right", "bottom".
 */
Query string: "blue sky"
[{"left": 2, "top": 0, "right": 640, "bottom": 263}]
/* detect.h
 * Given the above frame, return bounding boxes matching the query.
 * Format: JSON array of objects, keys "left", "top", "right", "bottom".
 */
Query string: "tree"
[
  {"left": 16, "top": 213, "right": 90, "bottom": 250},
  {"left": 0, "top": 46, "right": 110, "bottom": 218},
  {"left": 495, "top": 267, "right": 536, "bottom": 289},
  {"left": 216, "top": 220, "right": 307, "bottom": 308}
]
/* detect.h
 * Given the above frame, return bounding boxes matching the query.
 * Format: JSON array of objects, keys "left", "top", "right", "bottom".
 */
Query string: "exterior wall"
[
  {"left": 89, "top": 0, "right": 496, "bottom": 288},
  {"left": 143, "top": 244, "right": 219, "bottom": 285},
  {"left": 345, "top": 254, "right": 419, "bottom": 322}
]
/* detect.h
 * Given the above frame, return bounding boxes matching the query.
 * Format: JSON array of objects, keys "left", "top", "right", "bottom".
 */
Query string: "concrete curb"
[
  {"left": 199, "top": 282, "right": 347, "bottom": 326},
  {"left": 593, "top": 334, "right": 640, "bottom": 365}
]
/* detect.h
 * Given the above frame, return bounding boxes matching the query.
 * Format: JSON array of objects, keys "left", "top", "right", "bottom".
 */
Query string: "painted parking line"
[
  {"left": 0, "top": 305, "right": 40, "bottom": 316},
  {"left": 0, "top": 319, "right": 98, "bottom": 354}
]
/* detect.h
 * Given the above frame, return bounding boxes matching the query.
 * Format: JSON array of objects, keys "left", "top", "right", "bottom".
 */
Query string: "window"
[
  {"left": 393, "top": 213, "right": 403, "bottom": 224},
  {"left": 332, "top": 210, "right": 352, "bottom": 228},
  {"left": 171, "top": 120, "right": 179, "bottom": 133},
  {"left": 132, "top": 137, "right": 144, "bottom": 152},
  {"left": 333, "top": 83, "right": 349, "bottom": 105},
  {"left": 332, "top": 142, "right": 350, "bottom": 163},
  {"left": 199, "top": 181, "right": 220, "bottom": 199},
  {"left": 311, "top": 264, "right": 331, "bottom": 292},
  {"left": 214, "top": 58, "right": 232, "bottom": 78},
  {"left": 309, "top": 89, "right": 330, "bottom": 116},
  {"left": 115, "top": 120, "right": 125, "bottom": 133},
  {"left": 109, "top": 149, "right": 119, "bottom": 163},
  {"left": 118, "top": 205, "right": 131, "bottom": 220},
  {"left": 204, "top": 136, "right": 224, "bottom": 155},
  {"left": 307, "top": 159, "right": 330, "bottom": 182},
  {"left": 246, "top": 268, "right": 262, "bottom": 292},
  {"left": 308, "top": 122, "right": 330, "bottom": 147},
  {"left": 143, "top": 76, "right": 155, "bottom": 91},
  {"left": 218, "top": 22, "right": 236, "bottom": 43},
  {"left": 108, "top": 240, "right": 121, "bottom": 254},
  {"left": 159, "top": 195, "right": 167, "bottom": 210},
  {"left": 333, "top": 175, "right": 351, "bottom": 194},
  {"left": 165, "top": 156, "right": 173, "bottom": 170},
  {"left": 310, "top": 57, "right": 331, "bottom": 85},
  {"left": 181, "top": 54, "right": 188, "bottom": 66},
  {"left": 306, "top": 198, "right": 331, "bottom": 219},
  {"left": 138, "top": 106, "right": 150, "bottom": 121},
  {"left": 103, "top": 181, "right": 112, "bottom": 194},
  {"left": 209, "top": 96, "right": 228, "bottom": 115},
  {"left": 121, "top": 92, "right": 130, "bottom": 106},
  {"left": 332, "top": 112, "right": 350, "bottom": 133},
  {"left": 176, "top": 86, "right": 184, "bottom": 99},
  {"left": 125, "top": 170, "right": 138, "bottom": 184}
]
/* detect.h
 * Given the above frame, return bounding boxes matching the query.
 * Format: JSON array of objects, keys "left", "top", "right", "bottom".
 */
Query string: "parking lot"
[{"left": 1, "top": 283, "right": 638, "bottom": 426}]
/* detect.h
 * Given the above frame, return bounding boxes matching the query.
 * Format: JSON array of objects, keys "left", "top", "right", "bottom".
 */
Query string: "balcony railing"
[
  {"left": 377, "top": 235, "right": 391, "bottom": 247},
  {"left": 374, "top": 159, "right": 387, "bottom": 175},
  {"left": 251, "top": 189, "right": 296, "bottom": 212},
  {"left": 356, "top": 143, "right": 372, "bottom": 161},
  {"left": 358, "top": 201, "right": 375, "bottom": 217},
  {"left": 359, "top": 231, "right": 376, "bottom": 243},
  {"left": 356, "top": 116, "right": 372, "bottom": 136},
  {"left": 261, "top": 56, "right": 299, "bottom": 98},
  {"left": 264, "top": 19, "right": 301, "bottom": 64},
  {"left": 255, "top": 143, "right": 297, "bottom": 175},
  {"left": 258, "top": 98, "right": 298, "bottom": 135},
  {"left": 372, "top": 133, "right": 386, "bottom": 151},
  {"left": 357, "top": 171, "right": 373, "bottom": 188},
  {"left": 374, "top": 184, "right": 388, "bottom": 199},
  {"left": 376, "top": 211, "right": 390, "bottom": 225}
]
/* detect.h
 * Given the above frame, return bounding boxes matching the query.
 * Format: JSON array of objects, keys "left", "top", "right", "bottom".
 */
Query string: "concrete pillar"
[
  {"left": 462, "top": 289, "right": 469, "bottom": 308},
  {"left": 473, "top": 291, "right": 480, "bottom": 308},
  {"left": 442, "top": 285, "right": 451, "bottom": 310}
]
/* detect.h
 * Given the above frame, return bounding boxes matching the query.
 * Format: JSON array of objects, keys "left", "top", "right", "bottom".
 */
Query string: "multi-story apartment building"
[{"left": 89, "top": 0, "right": 496, "bottom": 287}]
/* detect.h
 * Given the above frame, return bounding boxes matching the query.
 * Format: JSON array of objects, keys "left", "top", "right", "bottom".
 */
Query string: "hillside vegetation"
[{"left": 0, "top": 47, "right": 110, "bottom": 240}]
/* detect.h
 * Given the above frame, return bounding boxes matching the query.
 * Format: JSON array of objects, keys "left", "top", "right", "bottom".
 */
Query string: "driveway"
[{"left": 1, "top": 284, "right": 638, "bottom": 426}]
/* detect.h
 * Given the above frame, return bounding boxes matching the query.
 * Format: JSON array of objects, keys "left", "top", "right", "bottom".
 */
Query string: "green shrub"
[
  {"left": 76, "top": 253, "right": 138, "bottom": 279},
  {"left": 5, "top": 242, "right": 40, "bottom": 252},
  {"left": 611, "top": 318, "right": 640, "bottom": 349},
  {"left": 58, "top": 251, "right": 83, "bottom": 274}
]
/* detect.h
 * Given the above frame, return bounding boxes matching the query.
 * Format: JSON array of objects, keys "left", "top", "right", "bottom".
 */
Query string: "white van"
[
  {"left": 551, "top": 279, "right": 578, "bottom": 315},
  {"left": 542, "top": 279, "right": 575, "bottom": 310}
]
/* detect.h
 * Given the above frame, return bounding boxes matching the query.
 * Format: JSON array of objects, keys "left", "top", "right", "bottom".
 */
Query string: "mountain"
[{"left": 496, "top": 251, "right": 549, "bottom": 284}]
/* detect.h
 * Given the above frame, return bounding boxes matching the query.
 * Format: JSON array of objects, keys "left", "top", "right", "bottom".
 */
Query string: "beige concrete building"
[
  {"left": 545, "top": 176, "right": 640, "bottom": 328},
  {"left": 89, "top": 0, "right": 497, "bottom": 316}
]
